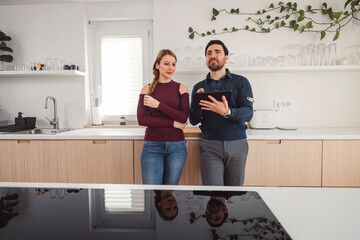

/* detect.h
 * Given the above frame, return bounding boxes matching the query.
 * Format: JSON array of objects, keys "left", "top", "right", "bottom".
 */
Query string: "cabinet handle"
[
  {"left": 266, "top": 140, "right": 281, "bottom": 144},
  {"left": 17, "top": 140, "right": 30, "bottom": 144},
  {"left": 93, "top": 140, "right": 106, "bottom": 144}
]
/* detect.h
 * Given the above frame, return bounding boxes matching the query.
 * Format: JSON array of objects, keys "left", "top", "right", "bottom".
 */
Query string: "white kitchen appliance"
[{"left": 249, "top": 109, "right": 278, "bottom": 129}]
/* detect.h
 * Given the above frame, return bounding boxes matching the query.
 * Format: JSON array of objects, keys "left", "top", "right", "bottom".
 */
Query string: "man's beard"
[{"left": 207, "top": 59, "right": 225, "bottom": 71}]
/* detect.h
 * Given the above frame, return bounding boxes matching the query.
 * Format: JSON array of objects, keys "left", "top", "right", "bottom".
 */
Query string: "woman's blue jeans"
[{"left": 141, "top": 140, "right": 187, "bottom": 185}]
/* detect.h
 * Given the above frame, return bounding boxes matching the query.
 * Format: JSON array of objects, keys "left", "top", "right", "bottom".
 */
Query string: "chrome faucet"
[{"left": 45, "top": 96, "right": 59, "bottom": 129}]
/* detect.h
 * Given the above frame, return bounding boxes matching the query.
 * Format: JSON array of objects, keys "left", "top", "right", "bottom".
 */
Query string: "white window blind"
[
  {"left": 89, "top": 20, "right": 152, "bottom": 123},
  {"left": 104, "top": 189, "right": 145, "bottom": 213},
  {"left": 101, "top": 38, "right": 143, "bottom": 116}
]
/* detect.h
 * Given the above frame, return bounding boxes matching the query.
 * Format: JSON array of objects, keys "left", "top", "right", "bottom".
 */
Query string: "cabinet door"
[
  {"left": 0, "top": 140, "right": 29, "bottom": 182},
  {"left": 133, "top": 140, "right": 143, "bottom": 184},
  {"left": 244, "top": 140, "right": 322, "bottom": 187},
  {"left": 67, "top": 140, "right": 133, "bottom": 184},
  {"left": 26, "top": 140, "right": 68, "bottom": 183},
  {"left": 179, "top": 140, "right": 202, "bottom": 185},
  {"left": 323, "top": 140, "right": 360, "bottom": 187},
  {"left": 133, "top": 140, "right": 202, "bottom": 185}
]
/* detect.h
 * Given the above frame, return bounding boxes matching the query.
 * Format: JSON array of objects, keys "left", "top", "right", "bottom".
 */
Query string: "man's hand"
[
  {"left": 143, "top": 95, "right": 160, "bottom": 108},
  {"left": 174, "top": 121, "right": 187, "bottom": 130},
  {"left": 199, "top": 95, "right": 229, "bottom": 116}
]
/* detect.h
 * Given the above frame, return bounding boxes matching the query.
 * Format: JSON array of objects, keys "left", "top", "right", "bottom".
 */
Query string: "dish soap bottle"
[
  {"left": 120, "top": 115, "right": 126, "bottom": 125},
  {"left": 15, "top": 112, "right": 25, "bottom": 126}
]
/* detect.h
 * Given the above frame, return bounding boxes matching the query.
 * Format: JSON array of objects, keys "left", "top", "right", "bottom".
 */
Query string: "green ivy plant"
[
  {"left": 188, "top": 0, "right": 360, "bottom": 41},
  {"left": 0, "top": 30, "right": 13, "bottom": 63}
]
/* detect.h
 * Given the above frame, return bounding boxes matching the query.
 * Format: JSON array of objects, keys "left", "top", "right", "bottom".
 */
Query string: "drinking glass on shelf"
[
  {"left": 294, "top": 44, "right": 302, "bottom": 66},
  {"left": 317, "top": 43, "right": 326, "bottom": 65},
  {"left": 226, "top": 52, "right": 236, "bottom": 67},
  {"left": 329, "top": 43, "right": 337, "bottom": 65},
  {"left": 306, "top": 44, "right": 315, "bottom": 66},
  {"left": 13, "top": 64, "right": 20, "bottom": 71},
  {"left": 265, "top": 56, "right": 276, "bottom": 67},
  {"left": 174, "top": 48, "right": 184, "bottom": 68},
  {"left": 45, "top": 58, "right": 53, "bottom": 70},
  {"left": 183, "top": 46, "right": 194, "bottom": 68},
  {"left": 194, "top": 46, "right": 205, "bottom": 68},
  {"left": 288, "top": 44, "right": 298, "bottom": 66},
  {"left": 253, "top": 56, "right": 265, "bottom": 67},
  {"left": 299, "top": 45, "right": 307, "bottom": 66},
  {"left": 342, "top": 46, "right": 353, "bottom": 65},
  {"left": 53, "top": 58, "right": 61, "bottom": 70},
  {"left": 275, "top": 56, "right": 286, "bottom": 66},
  {"left": 356, "top": 44, "right": 360, "bottom": 65},
  {"left": 240, "top": 55, "right": 251, "bottom": 67}
]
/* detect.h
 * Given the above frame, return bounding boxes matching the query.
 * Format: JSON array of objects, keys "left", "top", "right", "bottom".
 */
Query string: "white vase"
[{"left": 0, "top": 61, "right": 5, "bottom": 71}]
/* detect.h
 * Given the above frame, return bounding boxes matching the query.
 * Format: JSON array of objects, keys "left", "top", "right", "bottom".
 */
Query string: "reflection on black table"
[{"left": 0, "top": 187, "right": 291, "bottom": 240}]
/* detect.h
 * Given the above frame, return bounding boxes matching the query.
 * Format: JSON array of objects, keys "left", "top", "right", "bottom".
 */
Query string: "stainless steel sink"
[{"left": 8, "top": 128, "right": 73, "bottom": 135}]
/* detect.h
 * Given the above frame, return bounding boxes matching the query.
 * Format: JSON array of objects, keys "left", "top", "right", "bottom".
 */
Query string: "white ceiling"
[{"left": 0, "top": 0, "right": 150, "bottom": 6}]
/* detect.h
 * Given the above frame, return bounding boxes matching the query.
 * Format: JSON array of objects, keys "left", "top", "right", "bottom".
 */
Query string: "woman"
[
  {"left": 137, "top": 49, "right": 189, "bottom": 185},
  {"left": 154, "top": 190, "right": 178, "bottom": 220}
]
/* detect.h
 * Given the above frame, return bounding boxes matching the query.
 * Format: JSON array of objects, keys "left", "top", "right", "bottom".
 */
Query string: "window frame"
[
  {"left": 91, "top": 189, "right": 155, "bottom": 228},
  {"left": 88, "top": 20, "right": 153, "bottom": 124}
]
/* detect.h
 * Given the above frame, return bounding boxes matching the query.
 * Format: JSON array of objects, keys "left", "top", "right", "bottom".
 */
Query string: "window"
[
  {"left": 89, "top": 20, "right": 153, "bottom": 123},
  {"left": 104, "top": 189, "right": 145, "bottom": 213},
  {"left": 91, "top": 189, "right": 155, "bottom": 228}
]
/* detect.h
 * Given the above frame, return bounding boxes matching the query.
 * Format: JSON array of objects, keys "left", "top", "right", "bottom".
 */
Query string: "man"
[{"left": 189, "top": 40, "right": 254, "bottom": 186}]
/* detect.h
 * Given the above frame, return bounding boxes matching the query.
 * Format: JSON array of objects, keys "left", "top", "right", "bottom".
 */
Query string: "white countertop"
[
  {"left": 1, "top": 127, "right": 360, "bottom": 140},
  {"left": 0, "top": 182, "right": 359, "bottom": 240}
]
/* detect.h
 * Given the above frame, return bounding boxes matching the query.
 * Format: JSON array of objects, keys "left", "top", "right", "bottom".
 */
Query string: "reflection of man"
[
  {"left": 190, "top": 40, "right": 254, "bottom": 186},
  {"left": 206, "top": 196, "right": 228, "bottom": 227},
  {"left": 154, "top": 190, "right": 178, "bottom": 221},
  {"left": 194, "top": 191, "right": 246, "bottom": 227}
]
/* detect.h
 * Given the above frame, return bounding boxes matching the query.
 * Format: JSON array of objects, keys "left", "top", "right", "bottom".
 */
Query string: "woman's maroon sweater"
[{"left": 137, "top": 80, "right": 189, "bottom": 142}]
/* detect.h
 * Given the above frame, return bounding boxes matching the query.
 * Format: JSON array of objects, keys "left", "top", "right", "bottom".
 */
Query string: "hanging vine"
[{"left": 188, "top": 0, "right": 360, "bottom": 41}]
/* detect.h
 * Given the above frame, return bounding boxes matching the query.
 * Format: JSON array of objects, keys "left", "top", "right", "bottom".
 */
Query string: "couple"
[{"left": 137, "top": 40, "right": 254, "bottom": 186}]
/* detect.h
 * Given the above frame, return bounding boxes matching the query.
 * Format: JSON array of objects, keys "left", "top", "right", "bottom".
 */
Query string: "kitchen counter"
[
  {"left": 0, "top": 182, "right": 359, "bottom": 240},
  {"left": 1, "top": 127, "right": 360, "bottom": 140}
]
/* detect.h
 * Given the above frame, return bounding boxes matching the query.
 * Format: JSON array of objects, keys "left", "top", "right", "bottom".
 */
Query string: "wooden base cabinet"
[
  {"left": 67, "top": 140, "right": 133, "bottom": 184},
  {"left": 244, "top": 140, "right": 322, "bottom": 187},
  {"left": 323, "top": 140, "right": 360, "bottom": 187},
  {"left": 0, "top": 140, "right": 67, "bottom": 183},
  {"left": 0, "top": 140, "right": 30, "bottom": 182},
  {"left": 179, "top": 140, "right": 202, "bottom": 185},
  {"left": 133, "top": 140, "right": 202, "bottom": 185}
]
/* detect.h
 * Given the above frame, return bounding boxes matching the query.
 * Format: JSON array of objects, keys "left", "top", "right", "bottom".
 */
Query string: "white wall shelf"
[
  {"left": 175, "top": 65, "right": 360, "bottom": 74},
  {"left": 0, "top": 70, "right": 86, "bottom": 77}
]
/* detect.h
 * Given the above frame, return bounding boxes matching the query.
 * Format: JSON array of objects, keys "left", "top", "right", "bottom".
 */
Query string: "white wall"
[
  {"left": 154, "top": 0, "right": 360, "bottom": 128},
  {"left": 0, "top": 1, "right": 153, "bottom": 128},
  {"left": 0, "top": 3, "right": 87, "bottom": 128},
  {"left": 0, "top": 0, "right": 359, "bottom": 128}
]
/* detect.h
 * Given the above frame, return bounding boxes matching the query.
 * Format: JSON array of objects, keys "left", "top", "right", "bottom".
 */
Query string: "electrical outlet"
[{"left": 273, "top": 100, "right": 294, "bottom": 108}]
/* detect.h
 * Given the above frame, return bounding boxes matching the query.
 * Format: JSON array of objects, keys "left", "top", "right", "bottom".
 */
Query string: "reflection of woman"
[
  {"left": 137, "top": 49, "right": 190, "bottom": 185},
  {"left": 154, "top": 190, "right": 178, "bottom": 220}
]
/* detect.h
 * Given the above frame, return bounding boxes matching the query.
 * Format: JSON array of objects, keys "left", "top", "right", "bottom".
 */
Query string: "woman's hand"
[
  {"left": 143, "top": 95, "right": 160, "bottom": 108},
  {"left": 173, "top": 121, "right": 187, "bottom": 130},
  {"left": 196, "top": 88, "right": 204, "bottom": 93}
]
